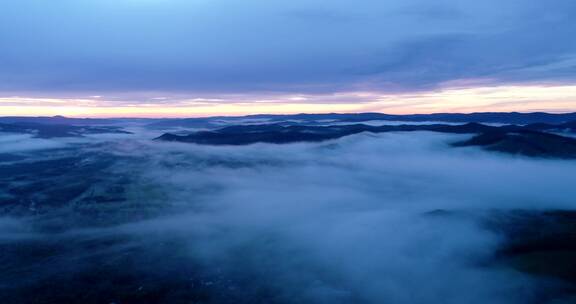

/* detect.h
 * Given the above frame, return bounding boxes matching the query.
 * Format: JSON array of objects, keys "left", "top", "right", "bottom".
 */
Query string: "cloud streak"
[{"left": 1, "top": 84, "right": 575, "bottom": 117}]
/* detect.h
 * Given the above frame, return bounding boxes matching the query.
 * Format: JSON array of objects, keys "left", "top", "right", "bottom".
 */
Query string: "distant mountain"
[
  {"left": 147, "top": 117, "right": 233, "bottom": 129},
  {"left": 147, "top": 112, "right": 576, "bottom": 128},
  {"left": 244, "top": 112, "right": 576, "bottom": 124},
  {"left": 155, "top": 123, "right": 487, "bottom": 145},
  {"left": 3, "top": 112, "right": 576, "bottom": 129},
  {"left": 0, "top": 122, "right": 132, "bottom": 138},
  {"left": 0, "top": 116, "right": 121, "bottom": 126},
  {"left": 155, "top": 122, "right": 576, "bottom": 146},
  {"left": 453, "top": 131, "right": 576, "bottom": 158},
  {"left": 524, "top": 120, "right": 576, "bottom": 133},
  {"left": 156, "top": 122, "right": 576, "bottom": 158}
]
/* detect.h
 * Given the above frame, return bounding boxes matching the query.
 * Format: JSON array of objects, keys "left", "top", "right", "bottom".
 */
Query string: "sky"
[{"left": 1, "top": 0, "right": 575, "bottom": 117}]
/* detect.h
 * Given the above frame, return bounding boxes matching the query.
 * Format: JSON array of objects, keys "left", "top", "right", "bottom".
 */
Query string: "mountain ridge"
[
  {"left": 3, "top": 112, "right": 576, "bottom": 127},
  {"left": 156, "top": 122, "right": 576, "bottom": 158}
]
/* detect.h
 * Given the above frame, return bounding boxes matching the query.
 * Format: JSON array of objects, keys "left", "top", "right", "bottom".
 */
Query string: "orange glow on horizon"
[{"left": 1, "top": 84, "right": 575, "bottom": 118}]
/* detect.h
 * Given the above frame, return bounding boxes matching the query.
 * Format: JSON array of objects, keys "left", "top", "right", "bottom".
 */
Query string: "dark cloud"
[{"left": 0, "top": 0, "right": 575, "bottom": 97}]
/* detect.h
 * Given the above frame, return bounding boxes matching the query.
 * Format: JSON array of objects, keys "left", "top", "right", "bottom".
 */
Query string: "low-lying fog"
[{"left": 1, "top": 130, "right": 575, "bottom": 303}]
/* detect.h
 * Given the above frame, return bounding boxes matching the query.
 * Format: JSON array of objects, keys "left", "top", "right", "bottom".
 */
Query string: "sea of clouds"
[{"left": 1, "top": 131, "right": 576, "bottom": 303}]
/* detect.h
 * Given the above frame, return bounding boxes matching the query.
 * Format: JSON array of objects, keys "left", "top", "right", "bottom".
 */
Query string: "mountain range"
[
  {"left": 2, "top": 112, "right": 576, "bottom": 128},
  {"left": 156, "top": 121, "right": 576, "bottom": 158},
  {"left": 2, "top": 112, "right": 576, "bottom": 158}
]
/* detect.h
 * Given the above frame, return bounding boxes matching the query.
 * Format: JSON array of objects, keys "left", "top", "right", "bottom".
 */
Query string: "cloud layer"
[
  {"left": 1, "top": 0, "right": 576, "bottom": 98},
  {"left": 2, "top": 131, "right": 576, "bottom": 302}
]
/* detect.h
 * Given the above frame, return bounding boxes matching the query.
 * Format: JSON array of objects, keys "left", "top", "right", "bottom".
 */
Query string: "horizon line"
[{"left": 1, "top": 110, "right": 575, "bottom": 120}]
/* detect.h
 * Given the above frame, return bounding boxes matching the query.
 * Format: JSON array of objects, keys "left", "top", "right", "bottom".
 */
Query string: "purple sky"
[{"left": 1, "top": 0, "right": 575, "bottom": 116}]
